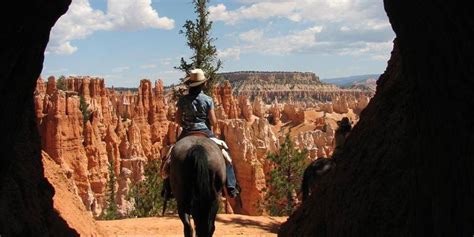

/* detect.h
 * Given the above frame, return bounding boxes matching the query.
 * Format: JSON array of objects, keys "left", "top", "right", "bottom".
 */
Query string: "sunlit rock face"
[
  {"left": 35, "top": 74, "right": 372, "bottom": 217},
  {"left": 220, "top": 118, "right": 279, "bottom": 215},
  {"left": 219, "top": 71, "right": 373, "bottom": 104},
  {"left": 36, "top": 77, "right": 167, "bottom": 216},
  {"left": 5, "top": 0, "right": 471, "bottom": 235}
]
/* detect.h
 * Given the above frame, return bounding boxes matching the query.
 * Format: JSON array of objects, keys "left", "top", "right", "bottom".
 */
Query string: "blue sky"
[{"left": 43, "top": 0, "right": 395, "bottom": 87}]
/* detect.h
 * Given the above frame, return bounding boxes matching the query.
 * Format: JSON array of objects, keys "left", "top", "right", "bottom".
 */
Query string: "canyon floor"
[{"left": 97, "top": 214, "right": 287, "bottom": 236}]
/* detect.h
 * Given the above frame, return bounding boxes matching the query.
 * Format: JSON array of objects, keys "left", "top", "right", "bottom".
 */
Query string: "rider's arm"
[
  {"left": 208, "top": 108, "right": 217, "bottom": 131},
  {"left": 175, "top": 108, "right": 182, "bottom": 126}
]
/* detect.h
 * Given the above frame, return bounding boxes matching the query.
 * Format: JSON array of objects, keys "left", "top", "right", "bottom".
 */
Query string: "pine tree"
[
  {"left": 103, "top": 159, "right": 119, "bottom": 220},
  {"left": 127, "top": 159, "right": 177, "bottom": 217},
  {"left": 56, "top": 75, "right": 67, "bottom": 91},
  {"left": 175, "top": 0, "right": 222, "bottom": 94},
  {"left": 79, "top": 95, "right": 90, "bottom": 125},
  {"left": 265, "top": 135, "right": 308, "bottom": 216}
]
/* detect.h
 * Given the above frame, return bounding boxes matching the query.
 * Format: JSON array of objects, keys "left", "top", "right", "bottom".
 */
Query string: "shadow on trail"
[{"left": 215, "top": 215, "right": 283, "bottom": 233}]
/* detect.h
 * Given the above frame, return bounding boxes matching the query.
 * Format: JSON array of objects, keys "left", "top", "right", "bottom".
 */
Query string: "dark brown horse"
[{"left": 169, "top": 136, "right": 226, "bottom": 237}]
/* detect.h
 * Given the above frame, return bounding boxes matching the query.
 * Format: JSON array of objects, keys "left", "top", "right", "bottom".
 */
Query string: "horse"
[
  {"left": 301, "top": 157, "right": 335, "bottom": 202},
  {"left": 169, "top": 135, "right": 226, "bottom": 237}
]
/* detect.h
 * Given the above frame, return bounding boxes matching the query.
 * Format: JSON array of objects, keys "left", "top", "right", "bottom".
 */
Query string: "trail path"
[{"left": 97, "top": 214, "right": 287, "bottom": 236}]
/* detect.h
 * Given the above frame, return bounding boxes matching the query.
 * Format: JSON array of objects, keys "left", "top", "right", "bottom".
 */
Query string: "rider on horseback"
[{"left": 162, "top": 68, "right": 240, "bottom": 198}]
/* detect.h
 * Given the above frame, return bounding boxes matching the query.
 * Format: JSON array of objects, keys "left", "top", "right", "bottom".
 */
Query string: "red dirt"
[{"left": 97, "top": 214, "right": 287, "bottom": 236}]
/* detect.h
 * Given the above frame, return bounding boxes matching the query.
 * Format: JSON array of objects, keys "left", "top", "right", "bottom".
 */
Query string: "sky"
[{"left": 42, "top": 0, "right": 395, "bottom": 87}]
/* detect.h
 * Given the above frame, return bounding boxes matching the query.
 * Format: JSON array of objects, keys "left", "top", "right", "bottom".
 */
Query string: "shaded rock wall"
[
  {"left": 279, "top": 0, "right": 474, "bottom": 236},
  {"left": 0, "top": 0, "right": 77, "bottom": 236}
]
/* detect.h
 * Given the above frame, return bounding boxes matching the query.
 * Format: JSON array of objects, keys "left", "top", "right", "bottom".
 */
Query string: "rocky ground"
[{"left": 97, "top": 214, "right": 286, "bottom": 236}]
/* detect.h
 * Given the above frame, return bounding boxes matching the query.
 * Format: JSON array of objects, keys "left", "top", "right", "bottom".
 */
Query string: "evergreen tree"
[
  {"left": 56, "top": 75, "right": 67, "bottom": 91},
  {"left": 175, "top": 0, "right": 222, "bottom": 94},
  {"left": 127, "top": 159, "right": 177, "bottom": 217},
  {"left": 102, "top": 159, "right": 119, "bottom": 220},
  {"left": 79, "top": 95, "right": 90, "bottom": 125},
  {"left": 265, "top": 135, "right": 308, "bottom": 216}
]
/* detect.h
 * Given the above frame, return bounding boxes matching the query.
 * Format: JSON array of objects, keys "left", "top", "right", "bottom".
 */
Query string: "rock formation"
[
  {"left": 3, "top": 0, "right": 472, "bottom": 235},
  {"left": 220, "top": 118, "right": 278, "bottom": 215},
  {"left": 42, "top": 151, "right": 104, "bottom": 236},
  {"left": 33, "top": 74, "right": 372, "bottom": 217},
  {"left": 35, "top": 77, "right": 168, "bottom": 217},
  {"left": 219, "top": 71, "right": 373, "bottom": 104}
]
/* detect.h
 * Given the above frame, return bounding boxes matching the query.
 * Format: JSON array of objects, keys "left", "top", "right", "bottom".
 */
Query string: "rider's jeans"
[{"left": 226, "top": 163, "right": 238, "bottom": 193}]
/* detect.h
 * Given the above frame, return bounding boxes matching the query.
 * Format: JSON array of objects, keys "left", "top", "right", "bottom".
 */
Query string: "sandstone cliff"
[
  {"left": 3, "top": 0, "right": 472, "bottom": 235},
  {"left": 36, "top": 77, "right": 170, "bottom": 217},
  {"left": 219, "top": 71, "right": 373, "bottom": 103},
  {"left": 35, "top": 74, "right": 372, "bottom": 218},
  {"left": 42, "top": 151, "right": 104, "bottom": 236}
]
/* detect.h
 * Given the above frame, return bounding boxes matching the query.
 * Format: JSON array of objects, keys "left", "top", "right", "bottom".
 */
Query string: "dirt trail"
[{"left": 97, "top": 214, "right": 287, "bottom": 236}]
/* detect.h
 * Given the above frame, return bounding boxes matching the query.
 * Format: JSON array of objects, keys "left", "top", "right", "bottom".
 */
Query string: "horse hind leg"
[
  {"left": 209, "top": 173, "right": 220, "bottom": 236},
  {"left": 178, "top": 209, "right": 193, "bottom": 237},
  {"left": 209, "top": 199, "right": 219, "bottom": 236}
]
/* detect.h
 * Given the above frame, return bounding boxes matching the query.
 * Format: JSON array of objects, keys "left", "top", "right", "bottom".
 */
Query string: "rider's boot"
[{"left": 225, "top": 163, "right": 240, "bottom": 198}]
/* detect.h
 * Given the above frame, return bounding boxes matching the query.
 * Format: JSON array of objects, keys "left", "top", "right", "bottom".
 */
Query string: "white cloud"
[
  {"left": 107, "top": 0, "right": 174, "bottom": 30},
  {"left": 47, "top": 0, "right": 175, "bottom": 55},
  {"left": 220, "top": 26, "right": 322, "bottom": 57},
  {"left": 336, "top": 41, "right": 393, "bottom": 57},
  {"left": 213, "top": 1, "right": 394, "bottom": 61},
  {"left": 257, "top": 26, "right": 322, "bottom": 54},
  {"left": 210, "top": 1, "right": 390, "bottom": 31},
  {"left": 219, "top": 27, "right": 392, "bottom": 62},
  {"left": 239, "top": 29, "right": 264, "bottom": 42},
  {"left": 209, "top": 2, "right": 299, "bottom": 24},
  {"left": 47, "top": 41, "right": 78, "bottom": 55},
  {"left": 218, "top": 48, "right": 241, "bottom": 60}
]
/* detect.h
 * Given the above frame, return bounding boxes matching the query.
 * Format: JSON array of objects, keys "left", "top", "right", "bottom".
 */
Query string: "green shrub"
[{"left": 265, "top": 135, "right": 308, "bottom": 216}]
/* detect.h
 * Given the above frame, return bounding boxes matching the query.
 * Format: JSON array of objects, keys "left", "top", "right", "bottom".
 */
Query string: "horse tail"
[
  {"left": 184, "top": 144, "right": 214, "bottom": 236},
  {"left": 185, "top": 144, "right": 212, "bottom": 205}
]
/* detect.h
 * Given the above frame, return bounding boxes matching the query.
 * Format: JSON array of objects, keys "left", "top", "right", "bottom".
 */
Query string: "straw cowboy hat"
[{"left": 184, "top": 68, "right": 208, "bottom": 87}]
